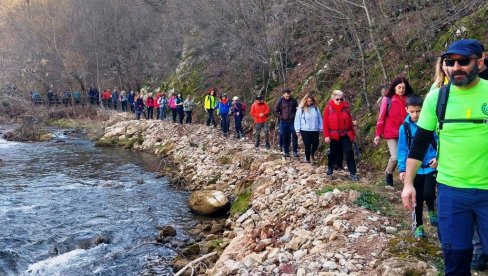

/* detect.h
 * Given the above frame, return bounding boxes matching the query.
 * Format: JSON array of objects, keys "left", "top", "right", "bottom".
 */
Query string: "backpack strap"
[
  {"left": 403, "top": 121, "right": 412, "bottom": 150},
  {"left": 436, "top": 83, "right": 451, "bottom": 130},
  {"left": 385, "top": 97, "right": 392, "bottom": 117}
]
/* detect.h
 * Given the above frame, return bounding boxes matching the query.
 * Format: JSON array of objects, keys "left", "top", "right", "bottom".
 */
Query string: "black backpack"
[{"left": 403, "top": 121, "right": 437, "bottom": 151}]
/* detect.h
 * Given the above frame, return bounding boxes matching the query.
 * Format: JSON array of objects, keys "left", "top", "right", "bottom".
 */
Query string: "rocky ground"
[{"left": 99, "top": 113, "right": 442, "bottom": 276}]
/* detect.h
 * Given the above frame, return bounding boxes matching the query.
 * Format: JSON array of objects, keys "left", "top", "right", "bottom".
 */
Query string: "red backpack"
[{"left": 240, "top": 102, "right": 247, "bottom": 116}]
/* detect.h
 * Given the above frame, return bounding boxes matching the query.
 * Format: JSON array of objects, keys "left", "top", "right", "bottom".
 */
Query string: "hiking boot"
[
  {"left": 385, "top": 173, "right": 394, "bottom": 186},
  {"left": 350, "top": 174, "right": 359, "bottom": 182},
  {"left": 255, "top": 147, "right": 259, "bottom": 152},
  {"left": 471, "top": 253, "right": 487, "bottom": 271},
  {"left": 293, "top": 152, "right": 299, "bottom": 158},
  {"left": 283, "top": 153, "right": 290, "bottom": 158},
  {"left": 326, "top": 167, "right": 333, "bottom": 176},
  {"left": 428, "top": 211, "right": 438, "bottom": 227},
  {"left": 414, "top": 225, "right": 426, "bottom": 238},
  {"left": 265, "top": 144, "right": 270, "bottom": 150}
]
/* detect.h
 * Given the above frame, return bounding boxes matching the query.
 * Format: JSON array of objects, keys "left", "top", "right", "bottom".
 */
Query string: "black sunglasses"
[
  {"left": 334, "top": 98, "right": 344, "bottom": 101},
  {"left": 444, "top": 58, "right": 478, "bottom": 67}
]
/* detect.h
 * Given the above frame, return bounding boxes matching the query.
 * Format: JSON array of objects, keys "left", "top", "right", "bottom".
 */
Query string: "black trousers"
[
  {"left": 413, "top": 171, "right": 437, "bottom": 227},
  {"left": 177, "top": 108, "right": 184, "bottom": 124},
  {"left": 171, "top": 108, "right": 177, "bottom": 123},
  {"left": 300, "top": 130, "right": 319, "bottom": 161},
  {"left": 147, "top": 107, "right": 153, "bottom": 119},
  {"left": 185, "top": 111, "right": 192, "bottom": 123},
  {"left": 206, "top": 109, "right": 217, "bottom": 126},
  {"left": 328, "top": 135, "right": 356, "bottom": 175}
]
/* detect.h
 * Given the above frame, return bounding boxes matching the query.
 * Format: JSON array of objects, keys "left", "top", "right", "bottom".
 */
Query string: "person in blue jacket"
[
  {"left": 216, "top": 93, "right": 232, "bottom": 137},
  {"left": 398, "top": 95, "right": 438, "bottom": 239}
]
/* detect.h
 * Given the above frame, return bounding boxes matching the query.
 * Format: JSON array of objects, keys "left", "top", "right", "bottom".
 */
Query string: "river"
[{"left": 0, "top": 128, "right": 199, "bottom": 275}]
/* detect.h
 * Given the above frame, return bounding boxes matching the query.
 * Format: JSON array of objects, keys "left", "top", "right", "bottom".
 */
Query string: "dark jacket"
[{"left": 274, "top": 97, "right": 298, "bottom": 122}]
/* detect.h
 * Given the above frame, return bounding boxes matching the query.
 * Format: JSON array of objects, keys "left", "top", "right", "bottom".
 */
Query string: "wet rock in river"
[{"left": 188, "top": 190, "right": 229, "bottom": 215}]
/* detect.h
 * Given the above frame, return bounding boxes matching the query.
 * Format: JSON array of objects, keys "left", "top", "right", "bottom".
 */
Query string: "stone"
[
  {"left": 348, "top": 190, "right": 361, "bottom": 202},
  {"left": 385, "top": 226, "right": 398, "bottom": 234},
  {"left": 210, "top": 223, "right": 223, "bottom": 234},
  {"left": 188, "top": 190, "right": 229, "bottom": 215},
  {"left": 222, "top": 260, "right": 245, "bottom": 274},
  {"left": 333, "top": 220, "right": 349, "bottom": 233},
  {"left": 159, "top": 225, "right": 177, "bottom": 237},
  {"left": 286, "top": 236, "right": 307, "bottom": 251},
  {"left": 322, "top": 261, "right": 338, "bottom": 271},
  {"left": 180, "top": 243, "right": 200, "bottom": 257},
  {"left": 293, "top": 249, "right": 307, "bottom": 260},
  {"left": 355, "top": 226, "right": 368, "bottom": 233}
]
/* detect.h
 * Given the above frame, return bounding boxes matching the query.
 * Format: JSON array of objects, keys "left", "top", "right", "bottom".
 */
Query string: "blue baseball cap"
[{"left": 442, "top": 39, "right": 485, "bottom": 58}]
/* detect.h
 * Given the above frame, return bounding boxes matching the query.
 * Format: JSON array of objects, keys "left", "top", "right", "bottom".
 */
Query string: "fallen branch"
[{"left": 174, "top": 251, "right": 218, "bottom": 276}]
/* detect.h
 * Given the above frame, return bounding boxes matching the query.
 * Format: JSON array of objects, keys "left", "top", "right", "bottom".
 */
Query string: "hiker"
[
  {"left": 73, "top": 91, "right": 81, "bottom": 105},
  {"left": 175, "top": 93, "right": 184, "bottom": 124},
  {"left": 323, "top": 90, "right": 358, "bottom": 181},
  {"left": 204, "top": 88, "right": 218, "bottom": 127},
  {"left": 232, "top": 96, "right": 244, "bottom": 138},
  {"left": 294, "top": 95, "right": 323, "bottom": 163},
  {"left": 146, "top": 93, "right": 155, "bottom": 119},
  {"left": 183, "top": 95, "right": 195, "bottom": 124},
  {"left": 120, "top": 91, "right": 128, "bottom": 112},
  {"left": 216, "top": 93, "right": 232, "bottom": 136},
  {"left": 112, "top": 88, "right": 119, "bottom": 110},
  {"left": 154, "top": 90, "right": 161, "bottom": 119},
  {"left": 102, "top": 89, "right": 111, "bottom": 108},
  {"left": 168, "top": 93, "right": 177, "bottom": 123},
  {"left": 398, "top": 95, "right": 438, "bottom": 238},
  {"left": 250, "top": 95, "right": 270, "bottom": 150},
  {"left": 128, "top": 91, "right": 135, "bottom": 112},
  {"left": 88, "top": 87, "right": 98, "bottom": 106},
  {"left": 275, "top": 89, "right": 299, "bottom": 158},
  {"left": 135, "top": 94, "right": 145, "bottom": 120},
  {"left": 430, "top": 51, "right": 488, "bottom": 271},
  {"left": 158, "top": 93, "right": 168, "bottom": 120},
  {"left": 374, "top": 76, "right": 414, "bottom": 186},
  {"left": 431, "top": 57, "right": 449, "bottom": 90},
  {"left": 402, "top": 39, "right": 488, "bottom": 275}
]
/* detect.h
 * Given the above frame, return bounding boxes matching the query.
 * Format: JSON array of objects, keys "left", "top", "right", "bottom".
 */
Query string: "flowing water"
[{"left": 0, "top": 128, "right": 199, "bottom": 275}]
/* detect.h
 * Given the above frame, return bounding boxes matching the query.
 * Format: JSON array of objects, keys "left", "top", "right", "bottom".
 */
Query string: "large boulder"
[{"left": 188, "top": 190, "right": 229, "bottom": 215}]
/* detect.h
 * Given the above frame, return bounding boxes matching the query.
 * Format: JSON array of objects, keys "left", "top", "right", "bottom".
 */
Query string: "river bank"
[{"left": 98, "top": 113, "right": 442, "bottom": 275}]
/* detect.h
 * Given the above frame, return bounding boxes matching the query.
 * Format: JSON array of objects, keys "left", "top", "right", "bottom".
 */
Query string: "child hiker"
[{"left": 398, "top": 95, "right": 438, "bottom": 238}]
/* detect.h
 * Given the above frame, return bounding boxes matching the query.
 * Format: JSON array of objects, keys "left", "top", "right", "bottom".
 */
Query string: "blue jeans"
[
  {"left": 279, "top": 121, "right": 298, "bottom": 154},
  {"left": 438, "top": 184, "right": 488, "bottom": 275},
  {"left": 160, "top": 106, "right": 166, "bottom": 120}
]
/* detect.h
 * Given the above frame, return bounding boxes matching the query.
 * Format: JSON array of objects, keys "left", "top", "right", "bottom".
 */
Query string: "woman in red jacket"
[
  {"left": 146, "top": 93, "right": 155, "bottom": 119},
  {"left": 373, "top": 76, "right": 413, "bottom": 186},
  {"left": 323, "top": 90, "right": 357, "bottom": 181}
]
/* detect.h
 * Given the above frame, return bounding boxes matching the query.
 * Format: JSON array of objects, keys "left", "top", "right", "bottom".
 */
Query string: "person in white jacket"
[{"left": 294, "top": 95, "right": 323, "bottom": 163}]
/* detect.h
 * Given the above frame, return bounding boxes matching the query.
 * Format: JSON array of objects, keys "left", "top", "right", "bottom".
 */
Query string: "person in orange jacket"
[{"left": 250, "top": 95, "right": 270, "bottom": 150}]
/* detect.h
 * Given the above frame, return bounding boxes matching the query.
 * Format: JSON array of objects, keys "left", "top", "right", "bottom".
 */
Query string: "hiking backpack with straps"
[
  {"left": 435, "top": 82, "right": 488, "bottom": 130},
  {"left": 403, "top": 121, "right": 437, "bottom": 151},
  {"left": 240, "top": 102, "right": 247, "bottom": 116}
]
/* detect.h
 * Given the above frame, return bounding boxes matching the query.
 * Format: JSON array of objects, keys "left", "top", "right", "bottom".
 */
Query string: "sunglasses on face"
[
  {"left": 334, "top": 98, "right": 344, "bottom": 102},
  {"left": 444, "top": 58, "right": 478, "bottom": 67}
]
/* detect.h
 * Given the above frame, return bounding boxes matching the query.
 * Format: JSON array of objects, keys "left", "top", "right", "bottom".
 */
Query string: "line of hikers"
[{"left": 27, "top": 38, "right": 487, "bottom": 275}]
